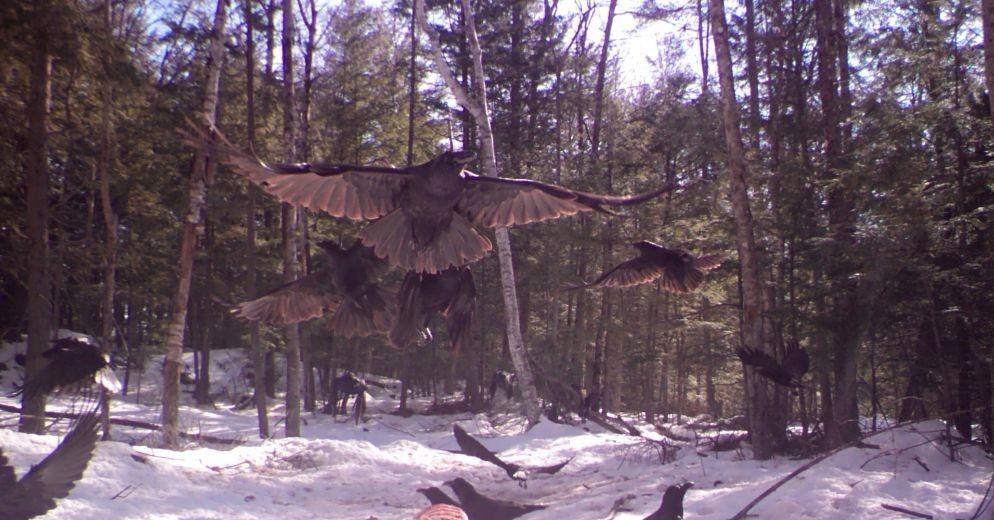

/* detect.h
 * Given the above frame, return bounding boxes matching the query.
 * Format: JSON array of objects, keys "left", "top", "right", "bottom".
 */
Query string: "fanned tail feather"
[
  {"left": 359, "top": 210, "right": 491, "bottom": 273},
  {"left": 329, "top": 286, "right": 395, "bottom": 338}
]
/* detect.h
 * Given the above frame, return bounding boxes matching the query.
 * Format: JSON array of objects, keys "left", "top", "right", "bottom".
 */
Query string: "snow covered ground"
[{"left": 0, "top": 342, "right": 990, "bottom": 519}]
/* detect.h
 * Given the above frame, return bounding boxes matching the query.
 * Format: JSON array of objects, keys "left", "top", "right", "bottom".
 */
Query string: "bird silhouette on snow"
[{"left": 643, "top": 482, "right": 693, "bottom": 520}]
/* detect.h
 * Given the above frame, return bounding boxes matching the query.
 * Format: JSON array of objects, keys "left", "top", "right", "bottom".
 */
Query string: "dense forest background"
[{"left": 2, "top": 0, "right": 992, "bottom": 456}]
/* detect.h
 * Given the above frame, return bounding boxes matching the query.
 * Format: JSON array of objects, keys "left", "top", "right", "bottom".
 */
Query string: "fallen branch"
[
  {"left": 880, "top": 503, "right": 932, "bottom": 519},
  {"left": 728, "top": 421, "right": 915, "bottom": 520},
  {"left": 0, "top": 403, "right": 242, "bottom": 445}
]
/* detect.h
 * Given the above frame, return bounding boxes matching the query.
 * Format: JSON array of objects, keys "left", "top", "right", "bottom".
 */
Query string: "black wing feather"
[
  {"left": 0, "top": 410, "right": 101, "bottom": 520},
  {"left": 459, "top": 173, "right": 676, "bottom": 228}
]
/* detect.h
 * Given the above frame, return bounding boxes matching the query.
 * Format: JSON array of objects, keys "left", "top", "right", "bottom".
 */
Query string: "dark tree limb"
[{"left": 0, "top": 403, "right": 241, "bottom": 445}]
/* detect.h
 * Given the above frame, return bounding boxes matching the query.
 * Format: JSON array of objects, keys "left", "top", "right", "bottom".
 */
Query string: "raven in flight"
[
  {"left": 569, "top": 241, "right": 723, "bottom": 293},
  {"left": 0, "top": 409, "right": 100, "bottom": 520},
  {"left": 451, "top": 424, "right": 570, "bottom": 482},
  {"left": 13, "top": 337, "right": 121, "bottom": 403},
  {"left": 643, "top": 482, "right": 694, "bottom": 520},
  {"left": 736, "top": 340, "right": 809, "bottom": 388},
  {"left": 390, "top": 267, "right": 476, "bottom": 351},
  {"left": 230, "top": 240, "right": 394, "bottom": 338},
  {"left": 445, "top": 478, "right": 546, "bottom": 520},
  {"left": 183, "top": 122, "right": 677, "bottom": 273}
]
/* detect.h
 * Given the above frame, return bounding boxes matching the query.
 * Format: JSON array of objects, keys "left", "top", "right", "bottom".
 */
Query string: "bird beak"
[{"left": 453, "top": 151, "right": 476, "bottom": 165}]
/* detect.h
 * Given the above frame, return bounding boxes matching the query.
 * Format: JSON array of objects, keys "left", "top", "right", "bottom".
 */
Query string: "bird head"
[
  {"left": 438, "top": 150, "right": 476, "bottom": 167},
  {"left": 444, "top": 477, "right": 472, "bottom": 495},
  {"left": 316, "top": 240, "right": 347, "bottom": 257}
]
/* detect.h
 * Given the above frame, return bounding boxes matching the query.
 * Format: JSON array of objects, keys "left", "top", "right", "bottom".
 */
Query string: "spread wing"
[
  {"left": 692, "top": 254, "right": 725, "bottom": 272},
  {"left": 231, "top": 272, "right": 342, "bottom": 325},
  {"left": 736, "top": 347, "right": 780, "bottom": 374},
  {"left": 452, "top": 425, "right": 523, "bottom": 480},
  {"left": 181, "top": 119, "right": 409, "bottom": 220},
  {"left": 567, "top": 256, "right": 669, "bottom": 290},
  {"left": 12, "top": 340, "right": 111, "bottom": 401},
  {"left": 458, "top": 173, "right": 676, "bottom": 228},
  {"left": 0, "top": 410, "right": 100, "bottom": 520},
  {"left": 781, "top": 340, "right": 810, "bottom": 381}
]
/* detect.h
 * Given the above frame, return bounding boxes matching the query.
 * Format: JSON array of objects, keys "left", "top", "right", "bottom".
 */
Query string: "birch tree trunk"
[
  {"left": 416, "top": 0, "right": 541, "bottom": 427},
  {"left": 161, "top": 0, "right": 227, "bottom": 448},
  {"left": 709, "top": 0, "right": 773, "bottom": 459},
  {"left": 281, "top": 0, "right": 302, "bottom": 438}
]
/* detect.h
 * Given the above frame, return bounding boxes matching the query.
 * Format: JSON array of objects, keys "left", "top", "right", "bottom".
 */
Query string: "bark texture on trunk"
[
  {"left": 980, "top": 0, "right": 994, "bottom": 462},
  {"left": 709, "top": 0, "right": 772, "bottom": 459},
  {"left": 281, "top": 0, "right": 302, "bottom": 438},
  {"left": 161, "top": 0, "right": 227, "bottom": 448},
  {"left": 20, "top": 28, "right": 53, "bottom": 435},
  {"left": 244, "top": 0, "right": 269, "bottom": 439}
]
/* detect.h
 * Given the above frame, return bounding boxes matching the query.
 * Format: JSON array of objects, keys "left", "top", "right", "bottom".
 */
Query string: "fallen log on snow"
[{"left": 0, "top": 402, "right": 242, "bottom": 445}]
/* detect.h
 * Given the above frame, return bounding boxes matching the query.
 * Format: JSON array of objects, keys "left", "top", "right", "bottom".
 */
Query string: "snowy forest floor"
[{"left": 0, "top": 344, "right": 990, "bottom": 519}]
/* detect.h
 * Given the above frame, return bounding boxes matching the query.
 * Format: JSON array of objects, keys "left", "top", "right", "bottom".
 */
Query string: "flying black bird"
[
  {"left": 12, "top": 337, "right": 120, "bottom": 402},
  {"left": 644, "top": 482, "right": 694, "bottom": 520},
  {"left": 0, "top": 409, "right": 101, "bottom": 520},
  {"left": 418, "top": 486, "right": 461, "bottom": 508},
  {"left": 451, "top": 425, "right": 571, "bottom": 482},
  {"left": 390, "top": 267, "right": 475, "bottom": 351},
  {"left": 736, "top": 340, "right": 809, "bottom": 388},
  {"left": 568, "top": 241, "right": 723, "bottom": 293},
  {"left": 445, "top": 478, "right": 546, "bottom": 520},
  {"left": 453, "top": 424, "right": 526, "bottom": 481},
  {"left": 416, "top": 503, "right": 469, "bottom": 520},
  {"left": 183, "top": 121, "right": 677, "bottom": 274},
  {"left": 230, "top": 240, "right": 394, "bottom": 338}
]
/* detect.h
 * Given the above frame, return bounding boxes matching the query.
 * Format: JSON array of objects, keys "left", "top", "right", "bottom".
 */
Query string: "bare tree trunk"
[
  {"left": 98, "top": 3, "right": 119, "bottom": 435},
  {"left": 281, "top": 0, "right": 302, "bottom": 438},
  {"left": 245, "top": 0, "right": 269, "bottom": 439},
  {"left": 416, "top": 0, "right": 541, "bottom": 426},
  {"left": 20, "top": 23, "right": 53, "bottom": 435},
  {"left": 298, "top": 0, "right": 318, "bottom": 415},
  {"left": 709, "top": 0, "right": 772, "bottom": 458},
  {"left": 399, "top": 7, "right": 418, "bottom": 415},
  {"left": 161, "top": 0, "right": 227, "bottom": 448},
  {"left": 980, "top": 0, "right": 994, "bottom": 469},
  {"left": 815, "top": 0, "right": 860, "bottom": 445},
  {"left": 589, "top": 0, "right": 617, "bottom": 412}
]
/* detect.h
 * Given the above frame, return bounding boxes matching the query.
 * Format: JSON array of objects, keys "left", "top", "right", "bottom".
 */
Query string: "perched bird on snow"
[
  {"left": 736, "top": 340, "right": 809, "bottom": 388},
  {"left": 12, "top": 337, "right": 120, "bottom": 402},
  {"left": 445, "top": 478, "right": 546, "bottom": 520},
  {"left": 183, "top": 120, "right": 678, "bottom": 274},
  {"left": 0, "top": 409, "right": 101, "bottom": 520},
  {"left": 643, "top": 481, "right": 694, "bottom": 520},
  {"left": 230, "top": 239, "right": 395, "bottom": 338},
  {"left": 568, "top": 241, "right": 723, "bottom": 293},
  {"left": 417, "top": 486, "right": 461, "bottom": 507}
]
